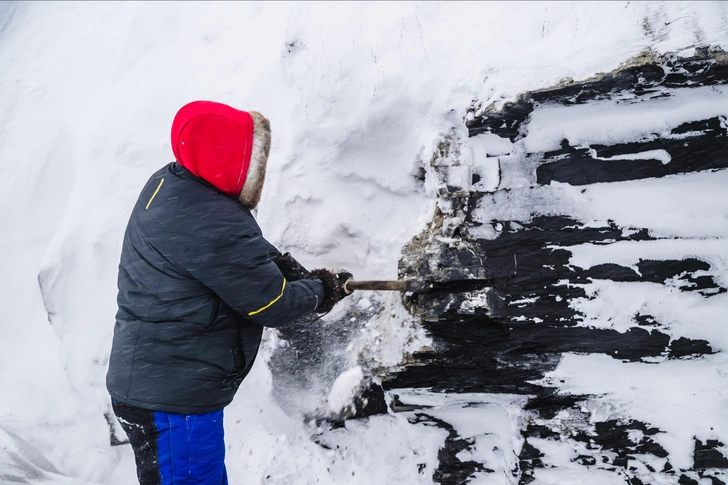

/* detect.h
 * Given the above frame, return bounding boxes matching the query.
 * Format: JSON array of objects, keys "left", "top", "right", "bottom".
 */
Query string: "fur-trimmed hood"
[{"left": 171, "top": 101, "right": 271, "bottom": 209}]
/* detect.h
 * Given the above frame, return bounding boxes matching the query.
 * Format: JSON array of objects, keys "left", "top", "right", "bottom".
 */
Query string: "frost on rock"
[
  {"left": 383, "top": 49, "right": 728, "bottom": 484},
  {"left": 399, "top": 128, "right": 493, "bottom": 318}
]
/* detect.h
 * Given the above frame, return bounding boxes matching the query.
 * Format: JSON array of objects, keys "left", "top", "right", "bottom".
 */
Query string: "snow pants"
[{"left": 112, "top": 399, "right": 228, "bottom": 485}]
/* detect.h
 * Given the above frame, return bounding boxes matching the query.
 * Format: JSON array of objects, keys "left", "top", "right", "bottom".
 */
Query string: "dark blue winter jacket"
[{"left": 106, "top": 162, "right": 324, "bottom": 414}]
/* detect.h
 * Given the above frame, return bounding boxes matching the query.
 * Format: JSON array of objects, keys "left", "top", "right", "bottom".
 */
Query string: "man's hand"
[
  {"left": 333, "top": 270, "right": 354, "bottom": 299},
  {"left": 272, "top": 252, "right": 311, "bottom": 281},
  {"left": 308, "top": 269, "right": 354, "bottom": 314}
]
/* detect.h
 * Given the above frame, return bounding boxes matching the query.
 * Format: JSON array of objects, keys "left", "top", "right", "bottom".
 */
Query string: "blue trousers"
[{"left": 112, "top": 400, "right": 228, "bottom": 485}]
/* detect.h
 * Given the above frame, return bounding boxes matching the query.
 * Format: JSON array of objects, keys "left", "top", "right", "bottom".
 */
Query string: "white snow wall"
[{"left": 1, "top": 2, "right": 728, "bottom": 483}]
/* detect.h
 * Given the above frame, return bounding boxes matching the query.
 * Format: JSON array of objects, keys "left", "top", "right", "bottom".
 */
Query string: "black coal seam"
[
  {"left": 466, "top": 53, "right": 728, "bottom": 140},
  {"left": 536, "top": 118, "right": 728, "bottom": 185},
  {"left": 413, "top": 50, "right": 728, "bottom": 485},
  {"left": 572, "top": 420, "right": 669, "bottom": 464},
  {"left": 517, "top": 439, "right": 544, "bottom": 485},
  {"left": 410, "top": 413, "right": 493, "bottom": 485},
  {"left": 638, "top": 259, "right": 707, "bottom": 284},
  {"left": 390, "top": 394, "right": 434, "bottom": 413},
  {"left": 519, "top": 419, "right": 677, "bottom": 480},
  {"left": 680, "top": 475, "right": 700, "bottom": 485},
  {"left": 699, "top": 473, "right": 727, "bottom": 485},
  {"left": 384, "top": 311, "right": 561, "bottom": 394},
  {"left": 387, "top": 215, "right": 719, "bottom": 392},
  {"left": 586, "top": 259, "right": 725, "bottom": 297},
  {"left": 350, "top": 382, "right": 389, "bottom": 420},
  {"left": 387, "top": 52, "right": 728, "bottom": 484},
  {"left": 390, "top": 217, "right": 720, "bottom": 473},
  {"left": 523, "top": 391, "right": 585, "bottom": 420},
  {"left": 669, "top": 337, "right": 714, "bottom": 359},
  {"left": 384, "top": 318, "right": 710, "bottom": 394},
  {"left": 694, "top": 439, "right": 728, "bottom": 470},
  {"left": 635, "top": 314, "right": 659, "bottom": 327}
]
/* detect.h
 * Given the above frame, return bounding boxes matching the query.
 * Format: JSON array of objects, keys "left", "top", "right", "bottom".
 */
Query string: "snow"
[
  {"left": 473, "top": 166, "right": 728, "bottom": 239},
  {"left": 539, "top": 353, "right": 728, "bottom": 470},
  {"left": 469, "top": 134, "right": 506, "bottom": 192},
  {"left": 1, "top": 1, "right": 728, "bottom": 483},
  {"left": 567, "top": 239, "right": 728, "bottom": 287},
  {"left": 326, "top": 366, "right": 364, "bottom": 415},
  {"left": 523, "top": 85, "right": 728, "bottom": 153},
  {"left": 459, "top": 289, "right": 490, "bottom": 314},
  {"left": 570, "top": 279, "right": 728, "bottom": 344},
  {"left": 394, "top": 390, "right": 529, "bottom": 485},
  {"left": 593, "top": 148, "right": 673, "bottom": 165}
]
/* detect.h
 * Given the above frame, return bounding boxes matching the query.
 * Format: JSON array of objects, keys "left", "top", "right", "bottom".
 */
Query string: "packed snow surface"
[{"left": 1, "top": 1, "right": 727, "bottom": 483}]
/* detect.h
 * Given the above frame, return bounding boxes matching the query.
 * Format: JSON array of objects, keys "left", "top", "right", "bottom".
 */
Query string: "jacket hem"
[{"left": 108, "top": 388, "right": 232, "bottom": 415}]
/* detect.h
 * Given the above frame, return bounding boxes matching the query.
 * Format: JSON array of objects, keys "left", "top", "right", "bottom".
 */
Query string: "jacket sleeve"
[{"left": 192, "top": 227, "right": 325, "bottom": 328}]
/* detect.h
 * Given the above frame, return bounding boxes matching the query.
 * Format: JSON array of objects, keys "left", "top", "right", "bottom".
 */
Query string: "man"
[{"left": 106, "top": 101, "right": 352, "bottom": 484}]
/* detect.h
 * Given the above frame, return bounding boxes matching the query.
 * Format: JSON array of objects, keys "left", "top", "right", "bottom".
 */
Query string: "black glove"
[
  {"left": 333, "top": 270, "right": 354, "bottom": 299},
  {"left": 308, "top": 269, "right": 354, "bottom": 314},
  {"left": 272, "top": 252, "right": 311, "bottom": 281}
]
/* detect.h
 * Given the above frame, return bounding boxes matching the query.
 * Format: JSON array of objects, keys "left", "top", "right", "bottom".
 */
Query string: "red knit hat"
[{"left": 171, "top": 101, "right": 254, "bottom": 198}]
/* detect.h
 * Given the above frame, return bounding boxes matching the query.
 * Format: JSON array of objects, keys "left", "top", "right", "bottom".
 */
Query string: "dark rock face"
[
  {"left": 536, "top": 117, "right": 728, "bottom": 186},
  {"left": 266, "top": 48, "right": 728, "bottom": 485},
  {"left": 386, "top": 48, "right": 728, "bottom": 484},
  {"left": 411, "top": 413, "right": 494, "bottom": 483},
  {"left": 467, "top": 47, "right": 728, "bottom": 141}
]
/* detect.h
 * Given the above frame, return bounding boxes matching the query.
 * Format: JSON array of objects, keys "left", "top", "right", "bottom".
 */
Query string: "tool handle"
[{"left": 343, "top": 279, "right": 430, "bottom": 293}]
